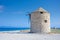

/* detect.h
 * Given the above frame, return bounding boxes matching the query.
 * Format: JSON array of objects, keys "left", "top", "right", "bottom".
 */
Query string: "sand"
[{"left": 0, "top": 32, "right": 60, "bottom": 40}]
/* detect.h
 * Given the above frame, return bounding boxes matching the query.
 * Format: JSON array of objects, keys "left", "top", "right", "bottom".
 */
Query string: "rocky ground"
[{"left": 0, "top": 33, "right": 60, "bottom": 40}]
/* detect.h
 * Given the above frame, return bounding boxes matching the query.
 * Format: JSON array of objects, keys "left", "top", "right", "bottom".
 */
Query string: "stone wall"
[{"left": 30, "top": 8, "right": 50, "bottom": 33}]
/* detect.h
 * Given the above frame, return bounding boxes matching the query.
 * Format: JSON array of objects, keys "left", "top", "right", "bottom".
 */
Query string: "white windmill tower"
[{"left": 28, "top": 7, "right": 51, "bottom": 33}]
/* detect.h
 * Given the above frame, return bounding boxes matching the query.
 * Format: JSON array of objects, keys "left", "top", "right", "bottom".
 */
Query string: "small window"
[
  {"left": 44, "top": 20, "right": 47, "bottom": 23},
  {"left": 40, "top": 12, "right": 43, "bottom": 14}
]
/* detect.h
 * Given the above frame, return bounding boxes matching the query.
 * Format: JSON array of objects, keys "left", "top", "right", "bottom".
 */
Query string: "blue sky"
[{"left": 0, "top": 0, "right": 60, "bottom": 28}]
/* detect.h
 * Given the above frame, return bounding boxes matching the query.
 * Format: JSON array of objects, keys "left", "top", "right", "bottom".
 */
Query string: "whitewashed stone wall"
[{"left": 30, "top": 8, "right": 50, "bottom": 33}]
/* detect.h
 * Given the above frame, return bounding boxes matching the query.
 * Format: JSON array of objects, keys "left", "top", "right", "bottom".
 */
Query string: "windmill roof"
[{"left": 36, "top": 7, "right": 48, "bottom": 12}]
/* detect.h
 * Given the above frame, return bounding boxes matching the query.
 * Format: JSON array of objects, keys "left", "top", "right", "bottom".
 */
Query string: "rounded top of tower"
[
  {"left": 36, "top": 7, "right": 48, "bottom": 13},
  {"left": 29, "top": 7, "right": 50, "bottom": 15}
]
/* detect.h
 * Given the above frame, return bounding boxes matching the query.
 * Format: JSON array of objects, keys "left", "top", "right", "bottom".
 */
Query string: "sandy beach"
[{"left": 0, "top": 32, "right": 60, "bottom": 40}]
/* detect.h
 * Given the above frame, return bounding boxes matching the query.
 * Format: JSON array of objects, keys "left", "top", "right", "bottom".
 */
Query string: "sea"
[{"left": 0, "top": 28, "right": 30, "bottom": 31}]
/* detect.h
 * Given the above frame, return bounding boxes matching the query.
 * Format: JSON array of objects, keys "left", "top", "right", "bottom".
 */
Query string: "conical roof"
[{"left": 36, "top": 7, "right": 48, "bottom": 12}]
